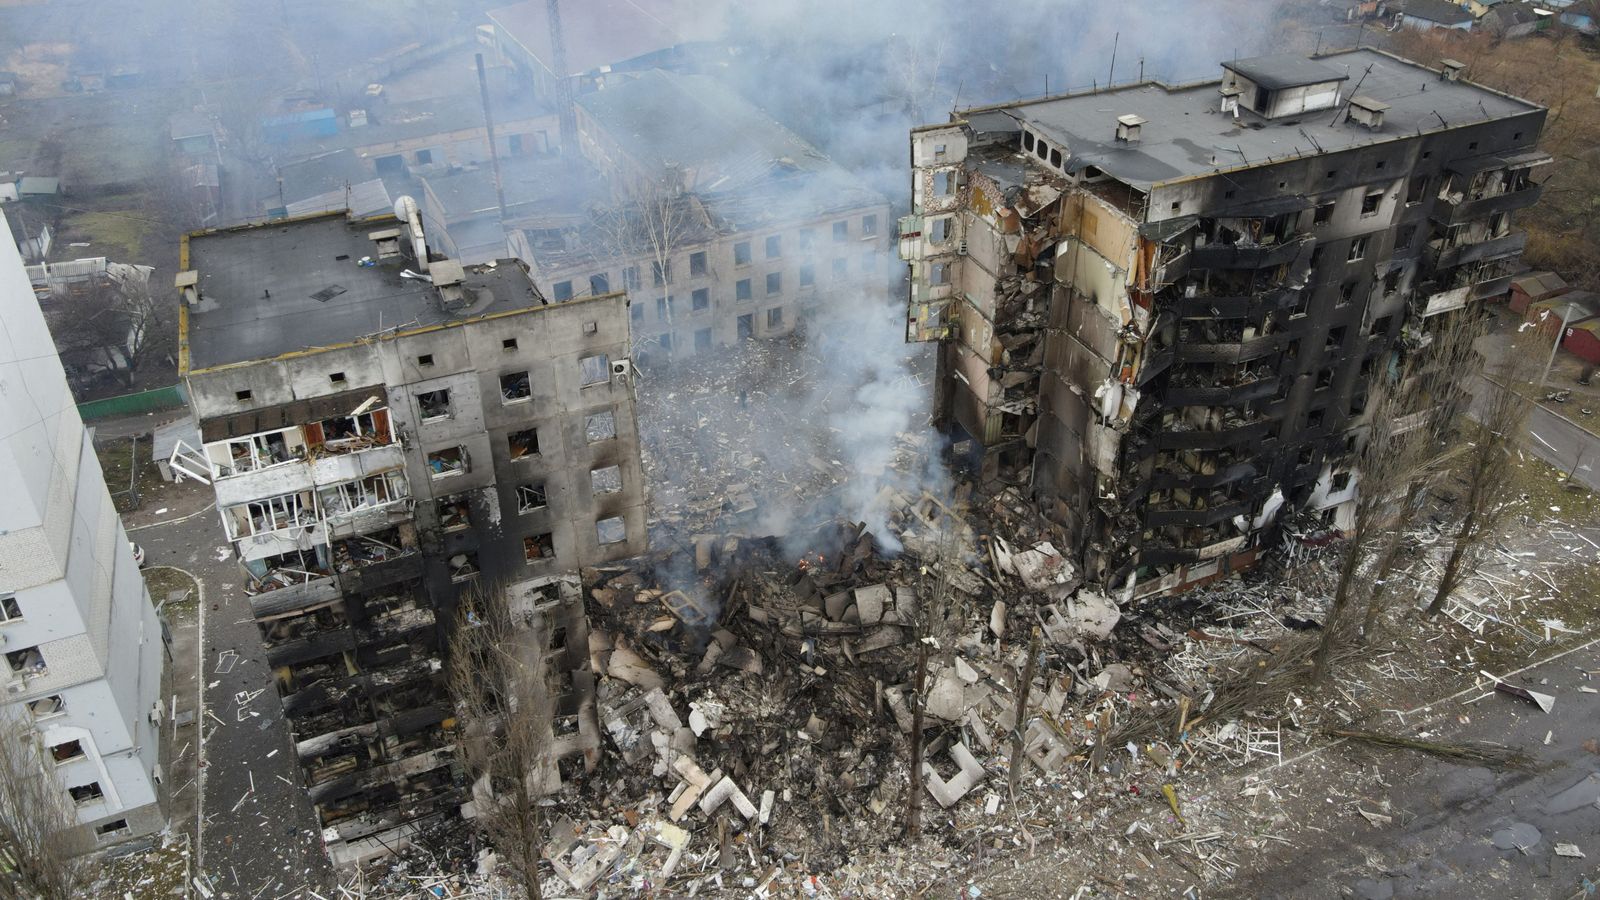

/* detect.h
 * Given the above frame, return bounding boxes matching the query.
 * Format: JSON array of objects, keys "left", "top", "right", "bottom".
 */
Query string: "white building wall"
[{"left": 0, "top": 210, "right": 165, "bottom": 849}]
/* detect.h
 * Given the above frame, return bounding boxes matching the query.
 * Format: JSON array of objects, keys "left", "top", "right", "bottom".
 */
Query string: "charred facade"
[
  {"left": 905, "top": 49, "right": 1548, "bottom": 599},
  {"left": 173, "top": 208, "right": 642, "bottom": 860}
]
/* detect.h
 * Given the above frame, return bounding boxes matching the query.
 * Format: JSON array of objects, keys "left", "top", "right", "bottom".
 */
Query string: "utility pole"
[
  {"left": 546, "top": 0, "right": 580, "bottom": 168},
  {"left": 1540, "top": 302, "right": 1577, "bottom": 387},
  {"left": 476, "top": 53, "right": 510, "bottom": 225}
]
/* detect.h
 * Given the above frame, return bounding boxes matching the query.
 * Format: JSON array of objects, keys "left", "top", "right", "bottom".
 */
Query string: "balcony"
[
  {"left": 1173, "top": 290, "right": 1294, "bottom": 320},
  {"left": 1431, "top": 230, "right": 1526, "bottom": 270},
  {"left": 1144, "top": 500, "right": 1249, "bottom": 528},
  {"left": 1155, "top": 418, "right": 1274, "bottom": 450},
  {"left": 1149, "top": 461, "right": 1259, "bottom": 491},
  {"left": 1189, "top": 235, "right": 1312, "bottom": 270},
  {"left": 266, "top": 629, "right": 359, "bottom": 669},
  {"left": 1430, "top": 183, "right": 1543, "bottom": 226},
  {"left": 336, "top": 551, "right": 424, "bottom": 596},
  {"left": 1176, "top": 332, "right": 1288, "bottom": 364},
  {"left": 249, "top": 575, "right": 341, "bottom": 620},
  {"left": 1162, "top": 376, "right": 1280, "bottom": 408}
]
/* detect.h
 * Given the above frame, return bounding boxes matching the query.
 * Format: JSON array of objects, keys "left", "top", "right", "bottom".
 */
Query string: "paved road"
[
  {"left": 136, "top": 481, "right": 333, "bottom": 896},
  {"left": 1469, "top": 375, "right": 1600, "bottom": 494},
  {"left": 1232, "top": 639, "right": 1600, "bottom": 899}
]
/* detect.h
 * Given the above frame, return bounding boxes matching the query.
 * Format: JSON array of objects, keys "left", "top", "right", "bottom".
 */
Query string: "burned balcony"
[
  {"left": 1162, "top": 376, "right": 1280, "bottom": 408},
  {"left": 1430, "top": 182, "right": 1541, "bottom": 226},
  {"left": 1149, "top": 459, "right": 1259, "bottom": 491},
  {"left": 357, "top": 603, "right": 437, "bottom": 644},
  {"left": 280, "top": 656, "right": 437, "bottom": 718},
  {"left": 1154, "top": 416, "right": 1274, "bottom": 451},
  {"left": 308, "top": 406, "right": 395, "bottom": 456},
  {"left": 266, "top": 628, "right": 359, "bottom": 669},
  {"left": 1189, "top": 233, "right": 1312, "bottom": 271},
  {"left": 1143, "top": 499, "right": 1250, "bottom": 528},
  {"left": 332, "top": 531, "right": 423, "bottom": 596},
  {"left": 1429, "top": 230, "right": 1526, "bottom": 270},
  {"left": 1174, "top": 326, "right": 1289, "bottom": 365}
]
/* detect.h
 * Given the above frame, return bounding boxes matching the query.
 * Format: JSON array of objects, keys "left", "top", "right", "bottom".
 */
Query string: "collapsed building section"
[
  {"left": 905, "top": 49, "right": 1548, "bottom": 599},
  {"left": 173, "top": 204, "right": 644, "bottom": 861}
]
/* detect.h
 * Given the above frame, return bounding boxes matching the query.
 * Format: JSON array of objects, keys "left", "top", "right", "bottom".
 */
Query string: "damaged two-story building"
[
  {"left": 170, "top": 201, "right": 646, "bottom": 860},
  {"left": 905, "top": 50, "right": 1547, "bottom": 599}
]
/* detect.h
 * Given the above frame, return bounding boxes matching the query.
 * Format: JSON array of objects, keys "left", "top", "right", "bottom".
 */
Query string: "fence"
[{"left": 78, "top": 384, "right": 188, "bottom": 421}]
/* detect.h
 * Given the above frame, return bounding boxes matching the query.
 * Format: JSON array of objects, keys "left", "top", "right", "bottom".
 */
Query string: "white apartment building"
[{"left": 0, "top": 211, "right": 167, "bottom": 851}]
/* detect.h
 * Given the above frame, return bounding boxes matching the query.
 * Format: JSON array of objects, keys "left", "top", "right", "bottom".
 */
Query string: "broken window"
[
  {"left": 651, "top": 259, "right": 671, "bottom": 286},
  {"left": 695, "top": 328, "right": 711, "bottom": 352},
  {"left": 800, "top": 263, "right": 815, "bottom": 287},
  {"left": 449, "top": 552, "right": 480, "bottom": 582},
  {"left": 1360, "top": 189, "right": 1383, "bottom": 216},
  {"left": 0, "top": 593, "right": 21, "bottom": 622},
  {"left": 69, "top": 782, "right": 104, "bottom": 805},
  {"left": 623, "top": 266, "right": 641, "bottom": 290},
  {"left": 738, "top": 314, "right": 753, "bottom": 341},
  {"left": 229, "top": 492, "right": 316, "bottom": 537},
  {"left": 1339, "top": 281, "right": 1357, "bottom": 305},
  {"left": 657, "top": 295, "right": 671, "bottom": 321},
  {"left": 50, "top": 739, "right": 83, "bottom": 763},
  {"left": 95, "top": 819, "right": 128, "bottom": 837},
  {"left": 579, "top": 354, "right": 610, "bottom": 386},
  {"left": 27, "top": 695, "right": 65, "bottom": 718},
  {"left": 554, "top": 280, "right": 574, "bottom": 301},
  {"left": 503, "top": 337, "right": 519, "bottom": 351},
  {"left": 524, "top": 533, "right": 555, "bottom": 562},
  {"left": 596, "top": 516, "right": 626, "bottom": 545},
  {"left": 308, "top": 407, "right": 391, "bottom": 451},
  {"left": 1370, "top": 315, "right": 1393, "bottom": 337},
  {"left": 1347, "top": 236, "right": 1369, "bottom": 262},
  {"left": 766, "top": 272, "right": 782, "bottom": 295},
  {"left": 329, "top": 371, "right": 346, "bottom": 385},
  {"left": 1307, "top": 408, "right": 1325, "bottom": 429},
  {"left": 1406, "top": 174, "right": 1428, "bottom": 204},
  {"left": 427, "top": 446, "right": 468, "bottom": 477},
  {"left": 516, "top": 484, "right": 547, "bottom": 513},
  {"left": 930, "top": 263, "right": 950, "bottom": 285},
  {"left": 1316, "top": 368, "right": 1335, "bottom": 389},
  {"left": 591, "top": 465, "right": 623, "bottom": 495},
  {"left": 586, "top": 410, "right": 616, "bottom": 442},
  {"left": 833, "top": 221, "right": 849, "bottom": 242},
  {"left": 1382, "top": 269, "right": 1401, "bottom": 296},
  {"left": 418, "top": 353, "right": 434, "bottom": 367},
  {"left": 6, "top": 646, "right": 46, "bottom": 678},
  {"left": 933, "top": 170, "right": 953, "bottom": 196},
  {"left": 690, "top": 251, "right": 707, "bottom": 277},
  {"left": 930, "top": 217, "right": 951, "bottom": 243},
  {"left": 500, "top": 372, "right": 531, "bottom": 403},
  {"left": 862, "top": 214, "right": 878, "bottom": 236},
  {"left": 692, "top": 288, "right": 710, "bottom": 311},
  {"left": 1349, "top": 392, "right": 1368, "bottom": 416},
  {"left": 765, "top": 235, "right": 781, "bottom": 259},
  {"left": 1396, "top": 224, "right": 1416, "bottom": 250},
  {"left": 508, "top": 428, "right": 540, "bottom": 460},
  {"left": 590, "top": 273, "right": 609, "bottom": 294},
  {"left": 734, "top": 242, "right": 752, "bottom": 266},
  {"left": 767, "top": 307, "right": 784, "bottom": 329},
  {"left": 437, "top": 496, "right": 471, "bottom": 530},
  {"left": 321, "top": 471, "right": 406, "bottom": 518},
  {"left": 235, "top": 389, "right": 253, "bottom": 402},
  {"left": 1314, "top": 201, "right": 1336, "bottom": 225},
  {"left": 1326, "top": 326, "right": 1347, "bottom": 352},
  {"left": 736, "top": 279, "right": 752, "bottom": 301},
  {"left": 799, "top": 228, "right": 816, "bottom": 250}
]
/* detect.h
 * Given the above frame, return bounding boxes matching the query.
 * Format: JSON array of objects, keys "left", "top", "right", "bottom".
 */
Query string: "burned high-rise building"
[
  {"left": 905, "top": 50, "right": 1547, "bottom": 599},
  {"left": 170, "top": 201, "right": 644, "bottom": 859}
]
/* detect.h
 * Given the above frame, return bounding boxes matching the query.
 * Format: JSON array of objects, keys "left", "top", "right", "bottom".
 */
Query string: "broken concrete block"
[
  {"left": 1068, "top": 590, "right": 1121, "bottom": 640},
  {"left": 989, "top": 600, "right": 1007, "bottom": 638},
  {"left": 1009, "top": 541, "right": 1076, "bottom": 591},
  {"left": 698, "top": 776, "right": 758, "bottom": 820},
  {"left": 855, "top": 584, "right": 890, "bottom": 625},
  {"left": 669, "top": 757, "right": 713, "bottom": 821},
  {"left": 851, "top": 624, "right": 906, "bottom": 655},
  {"left": 759, "top": 789, "right": 775, "bottom": 824},
  {"left": 824, "top": 591, "right": 852, "bottom": 621},
  {"left": 925, "top": 669, "right": 970, "bottom": 722},
  {"left": 608, "top": 644, "right": 663, "bottom": 690},
  {"left": 1092, "top": 663, "right": 1134, "bottom": 693},
  {"left": 954, "top": 658, "right": 980, "bottom": 684},
  {"left": 923, "top": 741, "right": 987, "bottom": 808}
]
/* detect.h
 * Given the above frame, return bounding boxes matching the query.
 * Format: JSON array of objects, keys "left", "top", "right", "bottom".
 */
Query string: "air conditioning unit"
[
  {"left": 956, "top": 240, "right": 968, "bottom": 256},
  {"left": 611, "top": 359, "right": 632, "bottom": 379}
]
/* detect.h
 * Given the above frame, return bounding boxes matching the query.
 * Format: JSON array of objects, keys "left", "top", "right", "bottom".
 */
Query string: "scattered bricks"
[{"left": 699, "top": 775, "right": 759, "bottom": 820}]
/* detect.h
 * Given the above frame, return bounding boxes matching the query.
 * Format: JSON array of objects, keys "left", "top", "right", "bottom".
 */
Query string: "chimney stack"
[
  {"left": 1115, "top": 114, "right": 1147, "bottom": 143},
  {"left": 1440, "top": 58, "right": 1466, "bottom": 82}
]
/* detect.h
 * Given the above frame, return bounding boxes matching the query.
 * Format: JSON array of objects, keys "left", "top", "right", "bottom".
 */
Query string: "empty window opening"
[
  {"left": 586, "top": 410, "right": 616, "bottom": 442},
  {"left": 833, "top": 221, "right": 849, "bottom": 241},
  {"left": 651, "top": 260, "right": 671, "bottom": 286},
  {"left": 427, "top": 446, "right": 468, "bottom": 477},
  {"left": 765, "top": 235, "right": 782, "bottom": 259},
  {"left": 554, "top": 280, "right": 574, "bottom": 301},
  {"left": 523, "top": 533, "right": 555, "bottom": 562},
  {"left": 96, "top": 819, "right": 128, "bottom": 837},
  {"left": 1370, "top": 314, "right": 1393, "bottom": 336},
  {"left": 27, "top": 695, "right": 65, "bottom": 718},
  {"left": 690, "top": 251, "right": 708, "bottom": 276},
  {"left": 933, "top": 171, "right": 953, "bottom": 196},
  {"left": 596, "top": 516, "right": 627, "bottom": 545},
  {"left": 736, "top": 278, "right": 752, "bottom": 301},
  {"left": 930, "top": 217, "right": 951, "bottom": 243},
  {"left": 329, "top": 372, "right": 346, "bottom": 385},
  {"left": 549, "top": 625, "right": 569, "bottom": 651},
  {"left": 1316, "top": 368, "right": 1336, "bottom": 389},
  {"left": 516, "top": 483, "right": 547, "bottom": 513},
  {"left": 235, "top": 389, "right": 253, "bottom": 402},
  {"left": 1023, "top": 131, "right": 1035, "bottom": 152},
  {"left": 1360, "top": 189, "right": 1383, "bottom": 216},
  {"left": 69, "top": 783, "right": 104, "bottom": 805},
  {"left": 800, "top": 264, "right": 815, "bottom": 287},
  {"left": 1332, "top": 471, "right": 1353, "bottom": 492},
  {"left": 1347, "top": 236, "right": 1369, "bottom": 262},
  {"left": 50, "top": 739, "right": 84, "bottom": 763},
  {"left": 862, "top": 214, "right": 878, "bottom": 236},
  {"left": 1382, "top": 269, "right": 1401, "bottom": 296},
  {"left": 591, "top": 465, "right": 623, "bottom": 495},
  {"left": 1050, "top": 147, "right": 1063, "bottom": 168},
  {"left": 0, "top": 593, "right": 20, "bottom": 621},
  {"left": 500, "top": 372, "right": 531, "bottom": 403},
  {"left": 734, "top": 242, "right": 752, "bottom": 266},
  {"left": 737, "top": 314, "right": 754, "bottom": 341},
  {"left": 1307, "top": 408, "right": 1326, "bottom": 429},
  {"left": 418, "top": 389, "right": 451, "bottom": 420},
  {"left": 503, "top": 337, "right": 519, "bottom": 351},
  {"left": 450, "top": 552, "right": 480, "bottom": 582},
  {"left": 508, "top": 428, "right": 540, "bottom": 460},
  {"left": 623, "top": 266, "right": 641, "bottom": 290},
  {"left": 7, "top": 646, "right": 46, "bottom": 677},
  {"left": 1326, "top": 326, "right": 1347, "bottom": 351},
  {"left": 1349, "top": 393, "right": 1368, "bottom": 416},
  {"left": 1396, "top": 224, "right": 1417, "bottom": 250},
  {"left": 930, "top": 263, "right": 951, "bottom": 285},
  {"left": 1406, "top": 175, "right": 1428, "bottom": 204},
  {"left": 695, "top": 328, "right": 712, "bottom": 352},
  {"left": 766, "top": 272, "right": 782, "bottom": 295},
  {"left": 767, "top": 307, "right": 784, "bottom": 329},
  {"left": 1314, "top": 201, "right": 1336, "bottom": 225},
  {"left": 418, "top": 354, "right": 434, "bottom": 367},
  {"left": 1339, "top": 281, "right": 1357, "bottom": 305},
  {"left": 579, "top": 354, "right": 610, "bottom": 386},
  {"left": 437, "top": 496, "right": 471, "bottom": 530},
  {"left": 590, "top": 273, "right": 609, "bottom": 294},
  {"left": 312, "top": 407, "right": 391, "bottom": 450}
]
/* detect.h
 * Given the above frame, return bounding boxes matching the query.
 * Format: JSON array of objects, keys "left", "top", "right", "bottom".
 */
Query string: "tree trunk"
[
  {"left": 1361, "top": 535, "right": 1405, "bottom": 640},
  {"left": 1425, "top": 509, "right": 1476, "bottom": 617},
  {"left": 906, "top": 642, "right": 928, "bottom": 839},
  {"left": 1312, "top": 531, "right": 1365, "bottom": 683},
  {"left": 1007, "top": 629, "right": 1040, "bottom": 796}
]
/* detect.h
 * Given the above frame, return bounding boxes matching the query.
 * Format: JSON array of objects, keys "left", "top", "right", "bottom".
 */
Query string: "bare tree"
[
  {"left": 0, "top": 712, "right": 92, "bottom": 899},
  {"left": 449, "top": 585, "right": 555, "bottom": 900},
  {"left": 118, "top": 275, "right": 179, "bottom": 382},
  {"left": 43, "top": 282, "right": 134, "bottom": 390},
  {"left": 589, "top": 173, "right": 707, "bottom": 356},
  {"left": 1423, "top": 338, "right": 1536, "bottom": 618},
  {"left": 903, "top": 530, "right": 963, "bottom": 839}
]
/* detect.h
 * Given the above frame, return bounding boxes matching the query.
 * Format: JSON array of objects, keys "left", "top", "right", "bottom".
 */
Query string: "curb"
[{"left": 127, "top": 502, "right": 216, "bottom": 533}]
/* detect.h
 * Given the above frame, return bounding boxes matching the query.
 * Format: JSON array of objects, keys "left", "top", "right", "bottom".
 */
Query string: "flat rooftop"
[
  {"left": 1221, "top": 54, "right": 1348, "bottom": 90},
  {"left": 183, "top": 213, "right": 544, "bottom": 371},
  {"left": 962, "top": 48, "right": 1543, "bottom": 192}
]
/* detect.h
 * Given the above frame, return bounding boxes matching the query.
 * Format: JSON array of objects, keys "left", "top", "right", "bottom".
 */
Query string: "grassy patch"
[
  {"left": 143, "top": 566, "right": 198, "bottom": 611},
  {"left": 95, "top": 438, "right": 164, "bottom": 513}
]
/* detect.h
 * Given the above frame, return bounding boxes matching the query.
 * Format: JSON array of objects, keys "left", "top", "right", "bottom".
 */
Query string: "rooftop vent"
[
  {"left": 1115, "top": 114, "right": 1147, "bottom": 143},
  {"left": 174, "top": 269, "right": 200, "bottom": 306},
  {"left": 1346, "top": 95, "right": 1389, "bottom": 130},
  {"left": 368, "top": 228, "right": 402, "bottom": 260},
  {"left": 1440, "top": 58, "right": 1466, "bottom": 82},
  {"left": 431, "top": 259, "right": 469, "bottom": 311},
  {"left": 1219, "top": 85, "right": 1243, "bottom": 116}
]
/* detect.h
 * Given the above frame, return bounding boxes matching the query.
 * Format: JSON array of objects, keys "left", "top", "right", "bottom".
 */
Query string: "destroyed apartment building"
[
  {"left": 498, "top": 69, "right": 894, "bottom": 359},
  {"left": 905, "top": 49, "right": 1548, "bottom": 599},
  {"left": 170, "top": 199, "right": 647, "bottom": 861}
]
